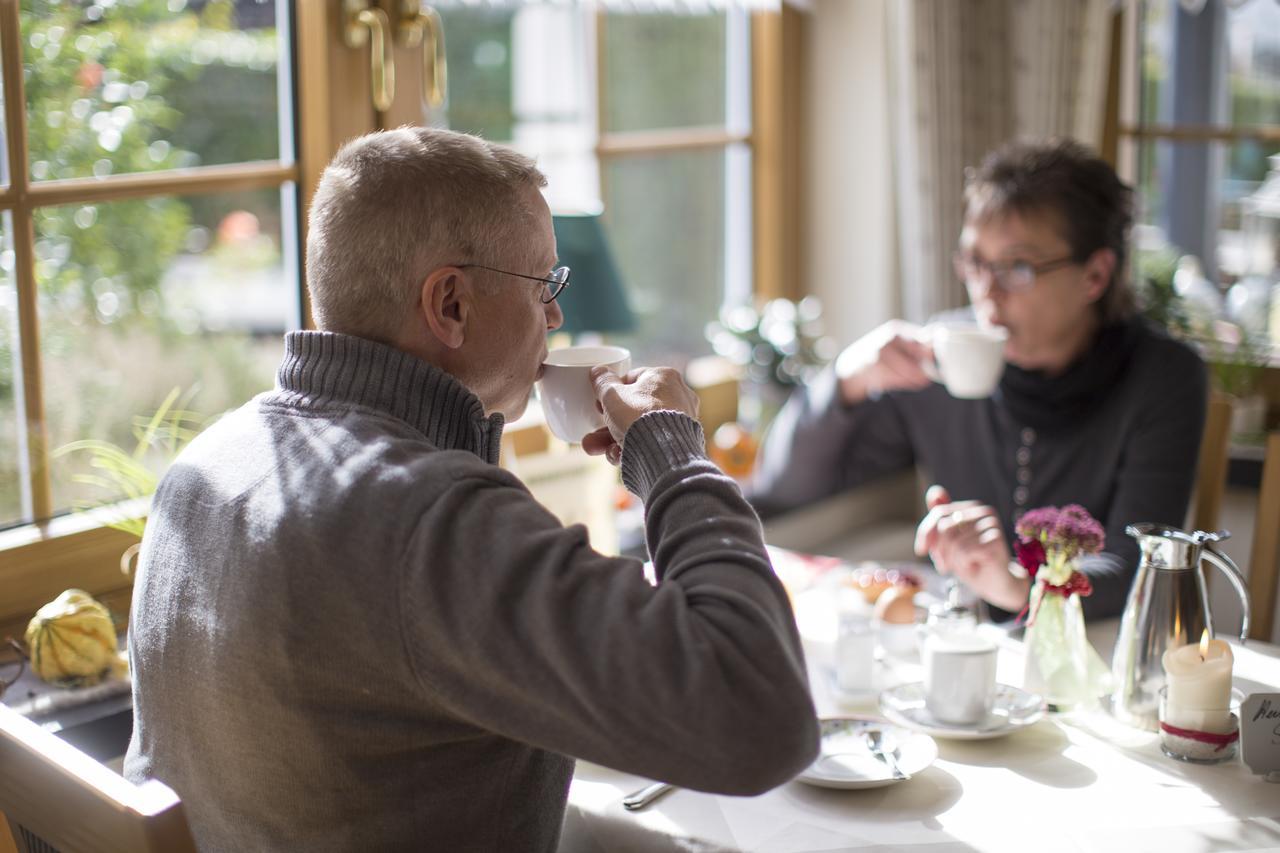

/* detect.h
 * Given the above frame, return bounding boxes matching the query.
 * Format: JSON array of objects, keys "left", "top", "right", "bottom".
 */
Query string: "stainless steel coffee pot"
[{"left": 1110, "top": 524, "right": 1250, "bottom": 731}]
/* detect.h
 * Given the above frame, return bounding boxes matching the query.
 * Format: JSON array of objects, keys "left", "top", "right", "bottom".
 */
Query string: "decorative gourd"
[{"left": 24, "top": 589, "right": 125, "bottom": 686}]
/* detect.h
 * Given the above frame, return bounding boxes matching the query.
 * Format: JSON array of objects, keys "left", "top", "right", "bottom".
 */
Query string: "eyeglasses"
[
  {"left": 458, "top": 263, "right": 571, "bottom": 304},
  {"left": 952, "top": 252, "right": 1078, "bottom": 293}
]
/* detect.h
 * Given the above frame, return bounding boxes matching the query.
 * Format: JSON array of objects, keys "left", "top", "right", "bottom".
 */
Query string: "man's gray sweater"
[{"left": 124, "top": 331, "right": 818, "bottom": 852}]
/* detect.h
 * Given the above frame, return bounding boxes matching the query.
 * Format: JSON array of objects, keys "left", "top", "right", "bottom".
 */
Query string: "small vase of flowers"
[{"left": 1015, "top": 504, "right": 1113, "bottom": 711}]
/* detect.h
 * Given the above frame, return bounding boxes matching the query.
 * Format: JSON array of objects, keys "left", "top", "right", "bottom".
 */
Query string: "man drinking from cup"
[
  {"left": 752, "top": 139, "right": 1206, "bottom": 621},
  {"left": 125, "top": 126, "right": 818, "bottom": 852}
]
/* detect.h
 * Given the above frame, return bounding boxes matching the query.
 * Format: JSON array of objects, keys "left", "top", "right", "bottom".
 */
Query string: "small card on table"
[{"left": 1240, "top": 693, "right": 1280, "bottom": 782}]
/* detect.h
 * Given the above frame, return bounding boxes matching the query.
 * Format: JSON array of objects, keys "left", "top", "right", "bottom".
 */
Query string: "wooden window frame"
[
  {"left": 592, "top": 9, "right": 800, "bottom": 306},
  {"left": 1113, "top": 2, "right": 1280, "bottom": 218}
]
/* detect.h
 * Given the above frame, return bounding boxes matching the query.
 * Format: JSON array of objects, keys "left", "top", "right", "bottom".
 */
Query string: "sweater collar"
[
  {"left": 996, "top": 318, "right": 1142, "bottom": 432},
  {"left": 274, "top": 331, "right": 505, "bottom": 463}
]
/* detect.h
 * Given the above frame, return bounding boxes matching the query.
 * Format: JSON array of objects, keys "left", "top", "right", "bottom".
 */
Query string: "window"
[
  {"left": 1119, "top": 0, "right": 1280, "bottom": 291},
  {"left": 1, "top": 0, "right": 301, "bottom": 533},
  {"left": 434, "top": 4, "right": 753, "bottom": 369}
]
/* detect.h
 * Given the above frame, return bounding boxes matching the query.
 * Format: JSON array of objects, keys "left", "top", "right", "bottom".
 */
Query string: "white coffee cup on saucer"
[
  {"left": 926, "top": 323, "right": 1007, "bottom": 399},
  {"left": 922, "top": 631, "right": 998, "bottom": 726},
  {"left": 537, "top": 345, "right": 631, "bottom": 443}
]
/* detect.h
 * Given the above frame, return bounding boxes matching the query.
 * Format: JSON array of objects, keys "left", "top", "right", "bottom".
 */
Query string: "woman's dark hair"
[{"left": 964, "top": 138, "right": 1135, "bottom": 323}]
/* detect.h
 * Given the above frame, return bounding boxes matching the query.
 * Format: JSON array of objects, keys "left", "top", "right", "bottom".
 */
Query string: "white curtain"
[{"left": 888, "top": 0, "right": 1114, "bottom": 323}]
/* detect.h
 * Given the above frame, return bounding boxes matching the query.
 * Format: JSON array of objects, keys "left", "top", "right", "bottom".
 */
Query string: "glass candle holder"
[{"left": 1158, "top": 686, "right": 1242, "bottom": 764}]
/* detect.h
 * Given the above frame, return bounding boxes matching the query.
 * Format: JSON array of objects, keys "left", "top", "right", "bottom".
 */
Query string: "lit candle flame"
[{"left": 1199, "top": 629, "right": 1210, "bottom": 660}]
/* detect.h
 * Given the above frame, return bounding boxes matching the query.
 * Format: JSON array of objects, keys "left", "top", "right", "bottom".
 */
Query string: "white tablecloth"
[{"left": 561, "top": 584, "right": 1280, "bottom": 853}]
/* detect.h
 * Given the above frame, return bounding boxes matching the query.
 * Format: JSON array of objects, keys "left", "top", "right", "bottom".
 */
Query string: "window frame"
[
  {"left": 593, "top": 6, "right": 755, "bottom": 354},
  {"left": 1113, "top": 0, "right": 1280, "bottom": 270}
]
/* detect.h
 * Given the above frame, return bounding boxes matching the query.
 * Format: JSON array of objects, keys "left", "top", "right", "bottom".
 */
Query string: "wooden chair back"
[
  {"left": 1190, "top": 392, "right": 1234, "bottom": 533},
  {"left": 0, "top": 704, "right": 196, "bottom": 853},
  {"left": 1248, "top": 431, "right": 1280, "bottom": 642}
]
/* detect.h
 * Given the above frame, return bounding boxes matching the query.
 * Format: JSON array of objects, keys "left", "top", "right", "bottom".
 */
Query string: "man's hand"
[
  {"left": 581, "top": 366, "right": 700, "bottom": 466},
  {"left": 913, "top": 485, "right": 1030, "bottom": 612},
  {"left": 835, "top": 320, "right": 935, "bottom": 405}
]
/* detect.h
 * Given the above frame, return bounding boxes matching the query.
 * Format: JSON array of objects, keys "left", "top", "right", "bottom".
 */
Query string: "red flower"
[
  {"left": 1014, "top": 537, "right": 1045, "bottom": 579},
  {"left": 77, "top": 62, "right": 104, "bottom": 92}
]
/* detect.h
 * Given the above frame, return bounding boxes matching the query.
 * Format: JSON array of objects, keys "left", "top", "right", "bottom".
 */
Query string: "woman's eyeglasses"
[{"left": 952, "top": 252, "right": 1077, "bottom": 293}]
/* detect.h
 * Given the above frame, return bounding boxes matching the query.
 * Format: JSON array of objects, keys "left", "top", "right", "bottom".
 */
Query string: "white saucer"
[
  {"left": 879, "top": 683, "right": 1046, "bottom": 740},
  {"left": 795, "top": 716, "right": 938, "bottom": 789}
]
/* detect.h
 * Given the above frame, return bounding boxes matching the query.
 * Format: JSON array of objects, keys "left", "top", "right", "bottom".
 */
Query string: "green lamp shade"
[{"left": 553, "top": 212, "right": 635, "bottom": 335}]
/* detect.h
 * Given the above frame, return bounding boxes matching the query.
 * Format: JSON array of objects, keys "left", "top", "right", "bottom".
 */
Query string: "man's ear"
[
  {"left": 419, "top": 267, "right": 470, "bottom": 350},
  {"left": 1081, "top": 248, "right": 1116, "bottom": 304}
]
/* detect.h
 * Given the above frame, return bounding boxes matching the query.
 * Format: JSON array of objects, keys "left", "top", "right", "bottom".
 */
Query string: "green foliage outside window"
[{"left": 22, "top": 0, "right": 278, "bottom": 318}]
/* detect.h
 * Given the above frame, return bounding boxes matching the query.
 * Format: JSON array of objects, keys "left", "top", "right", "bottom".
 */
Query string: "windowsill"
[
  {"left": 0, "top": 507, "right": 144, "bottom": 651},
  {"left": 0, "top": 498, "right": 148, "bottom": 553},
  {"left": 1194, "top": 335, "right": 1280, "bottom": 369}
]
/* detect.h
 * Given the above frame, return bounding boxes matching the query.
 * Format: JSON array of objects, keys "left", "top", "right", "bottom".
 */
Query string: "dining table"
[{"left": 559, "top": 557, "right": 1280, "bottom": 853}]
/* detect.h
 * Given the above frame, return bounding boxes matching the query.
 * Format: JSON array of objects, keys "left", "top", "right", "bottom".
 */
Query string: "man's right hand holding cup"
[{"left": 582, "top": 366, "right": 700, "bottom": 467}]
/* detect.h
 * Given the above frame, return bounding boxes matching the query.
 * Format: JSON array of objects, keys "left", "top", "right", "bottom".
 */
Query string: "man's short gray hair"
[{"left": 306, "top": 126, "right": 547, "bottom": 341}]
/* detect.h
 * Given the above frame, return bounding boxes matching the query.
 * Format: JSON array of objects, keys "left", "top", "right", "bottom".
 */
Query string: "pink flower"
[{"left": 1016, "top": 504, "right": 1105, "bottom": 561}]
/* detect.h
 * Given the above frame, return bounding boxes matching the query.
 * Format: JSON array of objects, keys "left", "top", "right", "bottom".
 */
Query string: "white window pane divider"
[
  {"left": 723, "top": 5, "right": 752, "bottom": 310},
  {"left": 512, "top": 4, "right": 601, "bottom": 210}
]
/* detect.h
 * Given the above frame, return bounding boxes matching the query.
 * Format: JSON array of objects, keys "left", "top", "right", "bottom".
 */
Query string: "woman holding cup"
[{"left": 752, "top": 139, "right": 1207, "bottom": 621}]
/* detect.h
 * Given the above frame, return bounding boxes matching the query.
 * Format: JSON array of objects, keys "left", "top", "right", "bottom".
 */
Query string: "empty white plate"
[
  {"left": 795, "top": 716, "right": 938, "bottom": 789},
  {"left": 879, "top": 682, "right": 1046, "bottom": 740}
]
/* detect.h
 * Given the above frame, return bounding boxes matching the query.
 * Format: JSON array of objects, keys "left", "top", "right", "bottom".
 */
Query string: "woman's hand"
[
  {"left": 914, "top": 485, "right": 1030, "bottom": 612},
  {"left": 834, "top": 320, "right": 935, "bottom": 405}
]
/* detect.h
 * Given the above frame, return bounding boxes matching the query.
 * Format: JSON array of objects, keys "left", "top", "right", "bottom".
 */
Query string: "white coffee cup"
[
  {"left": 927, "top": 323, "right": 1008, "bottom": 399},
  {"left": 537, "top": 345, "right": 631, "bottom": 443},
  {"left": 922, "top": 631, "right": 998, "bottom": 726}
]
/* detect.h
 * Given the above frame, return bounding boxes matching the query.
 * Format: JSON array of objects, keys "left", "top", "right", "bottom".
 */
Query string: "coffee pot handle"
[{"left": 1203, "top": 545, "right": 1251, "bottom": 641}]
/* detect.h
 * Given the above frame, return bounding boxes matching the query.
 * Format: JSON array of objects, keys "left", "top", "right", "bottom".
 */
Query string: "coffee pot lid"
[{"left": 1126, "top": 522, "right": 1229, "bottom": 569}]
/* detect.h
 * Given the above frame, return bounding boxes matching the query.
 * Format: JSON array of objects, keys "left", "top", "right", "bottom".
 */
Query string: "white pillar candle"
[{"left": 1161, "top": 631, "right": 1234, "bottom": 734}]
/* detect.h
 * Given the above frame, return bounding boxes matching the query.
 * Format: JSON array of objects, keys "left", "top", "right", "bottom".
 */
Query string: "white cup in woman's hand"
[{"left": 925, "top": 323, "right": 1008, "bottom": 399}]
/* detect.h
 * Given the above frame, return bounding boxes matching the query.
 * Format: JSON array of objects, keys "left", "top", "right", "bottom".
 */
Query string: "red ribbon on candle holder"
[{"left": 1158, "top": 721, "right": 1240, "bottom": 752}]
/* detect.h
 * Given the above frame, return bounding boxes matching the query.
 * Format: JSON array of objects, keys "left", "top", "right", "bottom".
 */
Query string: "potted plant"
[
  {"left": 704, "top": 297, "right": 835, "bottom": 433},
  {"left": 54, "top": 387, "right": 210, "bottom": 576},
  {"left": 10, "top": 390, "right": 210, "bottom": 689},
  {"left": 1203, "top": 324, "right": 1272, "bottom": 441},
  {"left": 1135, "top": 246, "right": 1193, "bottom": 339}
]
